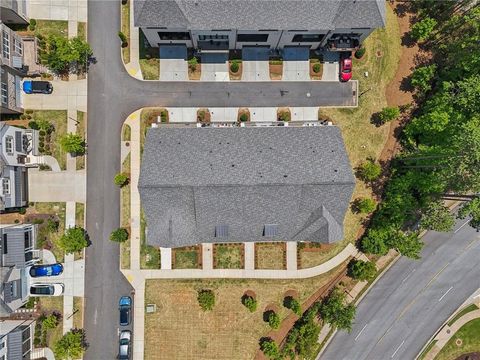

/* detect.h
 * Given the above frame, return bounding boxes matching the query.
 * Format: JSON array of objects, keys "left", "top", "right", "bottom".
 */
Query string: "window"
[
  {"left": 158, "top": 31, "right": 190, "bottom": 40},
  {"left": 2, "top": 31, "right": 10, "bottom": 59},
  {"left": 5, "top": 135, "right": 14, "bottom": 154},
  {"left": 24, "top": 231, "right": 32, "bottom": 249},
  {"left": 215, "top": 225, "right": 229, "bottom": 238},
  {"left": 263, "top": 224, "right": 279, "bottom": 237},
  {"left": 1, "top": 82, "right": 7, "bottom": 104},
  {"left": 14, "top": 37, "right": 23, "bottom": 55},
  {"left": 237, "top": 33, "right": 269, "bottom": 42},
  {"left": 292, "top": 34, "right": 324, "bottom": 42},
  {"left": 198, "top": 34, "right": 228, "bottom": 41},
  {"left": 2, "top": 234, "right": 7, "bottom": 253},
  {"left": 2, "top": 178, "right": 10, "bottom": 194}
]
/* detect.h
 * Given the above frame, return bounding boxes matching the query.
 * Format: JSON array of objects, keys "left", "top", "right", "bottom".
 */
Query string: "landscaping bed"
[
  {"left": 269, "top": 60, "right": 283, "bottom": 80},
  {"left": 172, "top": 246, "right": 202, "bottom": 269},
  {"left": 76, "top": 111, "right": 86, "bottom": 170},
  {"left": 35, "top": 296, "right": 63, "bottom": 351},
  {"left": 140, "top": 209, "right": 161, "bottom": 269},
  {"left": 229, "top": 60, "right": 242, "bottom": 80},
  {"left": 255, "top": 242, "right": 286, "bottom": 270},
  {"left": 213, "top": 243, "right": 244, "bottom": 269},
  {"left": 298, "top": 243, "right": 335, "bottom": 269},
  {"left": 139, "top": 30, "right": 160, "bottom": 80},
  {"left": 310, "top": 59, "right": 323, "bottom": 80}
]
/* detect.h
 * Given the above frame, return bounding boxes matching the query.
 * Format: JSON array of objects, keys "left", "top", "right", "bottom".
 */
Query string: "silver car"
[{"left": 119, "top": 330, "right": 131, "bottom": 360}]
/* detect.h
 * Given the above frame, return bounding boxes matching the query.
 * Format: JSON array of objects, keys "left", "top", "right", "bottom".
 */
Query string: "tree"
[
  {"left": 110, "top": 228, "right": 129, "bottom": 243},
  {"left": 114, "top": 173, "right": 129, "bottom": 187},
  {"left": 378, "top": 106, "right": 400, "bottom": 124},
  {"left": 420, "top": 201, "right": 455, "bottom": 232},
  {"left": 242, "top": 295, "right": 257, "bottom": 312},
  {"left": 361, "top": 227, "right": 392, "bottom": 255},
  {"left": 411, "top": 65, "right": 437, "bottom": 93},
  {"left": 284, "top": 296, "right": 302, "bottom": 316},
  {"left": 40, "top": 35, "right": 92, "bottom": 74},
  {"left": 268, "top": 311, "right": 281, "bottom": 329},
  {"left": 197, "top": 289, "right": 215, "bottom": 311},
  {"left": 54, "top": 329, "right": 87, "bottom": 360},
  {"left": 458, "top": 197, "right": 480, "bottom": 229},
  {"left": 260, "top": 338, "right": 280, "bottom": 360},
  {"left": 319, "top": 289, "right": 356, "bottom": 331},
  {"left": 42, "top": 313, "right": 59, "bottom": 329},
  {"left": 230, "top": 60, "right": 240, "bottom": 73},
  {"left": 58, "top": 227, "right": 89, "bottom": 254},
  {"left": 389, "top": 232, "right": 424, "bottom": 259},
  {"left": 355, "top": 198, "right": 376, "bottom": 214},
  {"left": 358, "top": 160, "right": 382, "bottom": 182},
  {"left": 59, "top": 133, "right": 85, "bottom": 154},
  {"left": 348, "top": 260, "right": 377, "bottom": 281},
  {"left": 410, "top": 17, "right": 437, "bottom": 41},
  {"left": 188, "top": 57, "right": 198, "bottom": 71}
]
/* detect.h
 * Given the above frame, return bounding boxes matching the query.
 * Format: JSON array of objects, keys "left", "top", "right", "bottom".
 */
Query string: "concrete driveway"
[
  {"left": 321, "top": 51, "right": 340, "bottom": 81},
  {"left": 28, "top": 169, "right": 86, "bottom": 203},
  {"left": 200, "top": 53, "right": 229, "bottom": 81},
  {"left": 241, "top": 46, "right": 270, "bottom": 81},
  {"left": 283, "top": 46, "right": 310, "bottom": 81},
  {"left": 22, "top": 79, "right": 87, "bottom": 111},
  {"left": 159, "top": 45, "right": 188, "bottom": 81}
]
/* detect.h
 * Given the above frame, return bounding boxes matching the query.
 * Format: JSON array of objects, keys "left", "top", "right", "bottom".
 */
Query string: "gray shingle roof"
[
  {"left": 134, "top": 0, "right": 386, "bottom": 30},
  {"left": 139, "top": 126, "right": 355, "bottom": 247}
]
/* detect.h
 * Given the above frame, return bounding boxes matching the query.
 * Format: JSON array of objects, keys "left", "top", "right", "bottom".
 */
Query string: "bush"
[
  {"left": 355, "top": 197, "right": 376, "bottom": 214},
  {"left": 43, "top": 314, "right": 59, "bottom": 329},
  {"left": 239, "top": 113, "right": 249, "bottom": 122},
  {"left": 28, "top": 121, "right": 40, "bottom": 130},
  {"left": 348, "top": 259, "right": 377, "bottom": 281},
  {"left": 278, "top": 111, "right": 290, "bottom": 122},
  {"left": 188, "top": 57, "right": 198, "bottom": 71},
  {"left": 284, "top": 296, "right": 302, "bottom": 316},
  {"left": 312, "top": 63, "right": 321, "bottom": 73},
  {"left": 110, "top": 228, "right": 129, "bottom": 243},
  {"left": 197, "top": 289, "right": 215, "bottom": 311},
  {"left": 361, "top": 227, "right": 392, "bottom": 255},
  {"left": 114, "top": 173, "right": 129, "bottom": 187},
  {"left": 242, "top": 295, "right": 257, "bottom": 312},
  {"left": 267, "top": 311, "right": 281, "bottom": 329},
  {"left": 260, "top": 338, "right": 280, "bottom": 359},
  {"left": 29, "top": 18, "right": 37, "bottom": 31},
  {"left": 59, "top": 133, "right": 85, "bottom": 154},
  {"left": 355, "top": 47, "right": 366, "bottom": 59},
  {"left": 46, "top": 218, "right": 59, "bottom": 232},
  {"left": 411, "top": 65, "right": 437, "bottom": 93},
  {"left": 358, "top": 160, "right": 382, "bottom": 182},
  {"left": 54, "top": 329, "right": 87, "bottom": 360},
  {"left": 378, "top": 106, "right": 400, "bottom": 124},
  {"left": 410, "top": 17, "right": 437, "bottom": 42},
  {"left": 58, "top": 227, "right": 89, "bottom": 254},
  {"left": 18, "top": 207, "right": 26, "bottom": 215},
  {"left": 230, "top": 60, "right": 240, "bottom": 73},
  {"left": 118, "top": 31, "right": 128, "bottom": 47}
]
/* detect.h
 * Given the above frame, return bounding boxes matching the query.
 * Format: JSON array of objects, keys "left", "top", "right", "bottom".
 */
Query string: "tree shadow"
[
  {"left": 393, "top": 1, "right": 410, "bottom": 18},
  {"left": 263, "top": 310, "right": 275, "bottom": 322},
  {"left": 370, "top": 112, "right": 385, "bottom": 127},
  {"left": 400, "top": 75, "right": 414, "bottom": 92},
  {"left": 401, "top": 32, "right": 417, "bottom": 48}
]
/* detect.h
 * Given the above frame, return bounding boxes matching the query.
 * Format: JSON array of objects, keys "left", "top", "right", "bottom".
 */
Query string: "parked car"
[
  {"left": 340, "top": 57, "right": 353, "bottom": 82},
  {"left": 29, "top": 263, "right": 63, "bottom": 277},
  {"left": 30, "top": 283, "right": 64, "bottom": 296},
  {"left": 22, "top": 80, "right": 53, "bottom": 94},
  {"left": 119, "top": 296, "right": 132, "bottom": 326},
  {"left": 118, "top": 330, "right": 131, "bottom": 360}
]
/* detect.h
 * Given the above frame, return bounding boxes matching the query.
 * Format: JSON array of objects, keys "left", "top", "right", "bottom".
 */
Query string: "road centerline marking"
[
  {"left": 425, "top": 262, "right": 450, "bottom": 289},
  {"left": 438, "top": 286, "right": 454, "bottom": 302},
  {"left": 355, "top": 323, "right": 368, "bottom": 341},
  {"left": 391, "top": 340, "right": 405, "bottom": 358}
]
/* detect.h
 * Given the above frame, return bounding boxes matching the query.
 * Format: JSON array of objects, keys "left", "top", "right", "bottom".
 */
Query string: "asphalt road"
[{"left": 321, "top": 217, "right": 480, "bottom": 360}]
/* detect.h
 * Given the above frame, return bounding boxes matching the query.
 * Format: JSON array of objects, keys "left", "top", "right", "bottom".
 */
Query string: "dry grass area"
[
  {"left": 76, "top": 111, "right": 86, "bottom": 170},
  {"left": 78, "top": 22, "right": 87, "bottom": 41},
  {"left": 269, "top": 61, "right": 283, "bottom": 80},
  {"left": 172, "top": 246, "right": 201, "bottom": 269},
  {"left": 121, "top": 2, "right": 130, "bottom": 64},
  {"left": 38, "top": 296, "right": 63, "bottom": 349},
  {"left": 188, "top": 63, "right": 201, "bottom": 80},
  {"left": 145, "top": 266, "right": 343, "bottom": 360},
  {"left": 121, "top": 153, "right": 131, "bottom": 269},
  {"left": 255, "top": 243, "right": 286, "bottom": 270},
  {"left": 73, "top": 297, "right": 83, "bottom": 329},
  {"left": 213, "top": 244, "right": 244, "bottom": 269},
  {"left": 298, "top": 243, "right": 335, "bottom": 269},
  {"left": 139, "top": 30, "right": 160, "bottom": 80}
]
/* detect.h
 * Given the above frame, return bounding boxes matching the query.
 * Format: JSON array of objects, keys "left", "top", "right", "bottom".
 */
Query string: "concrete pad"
[
  {"left": 291, "top": 107, "right": 319, "bottom": 121},
  {"left": 159, "top": 45, "right": 188, "bottom": 81},
  {"left": 28, "top": 169, "right": 86, "bottom": 202},
  {"left": 250, "top": 107, "right": 277, "bottom": 123},
  {"left": 282, "top": 46, "right": 310, "bottom": 81},
  {"left": 210, "top": 107, "right": 238, "bottom": 123},
  {"left": 321, "top": 51, "right": 340, "bottom": 81},
  {"left": 200, "top": 53, "right": 229, "bottom": 81},
  {"left": 241, "top": 47, "right": 270, "bottom": 81},
  {"left": 22, "top": 79, "right": 87, "bottom": 111},
  {"left": 168, "top": 108, "right": 197, "bottom": 123}
]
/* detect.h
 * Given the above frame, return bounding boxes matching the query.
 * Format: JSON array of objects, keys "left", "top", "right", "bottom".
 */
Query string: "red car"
[{"left": 340, "top": 57, "right": 352, "bottom": 82}]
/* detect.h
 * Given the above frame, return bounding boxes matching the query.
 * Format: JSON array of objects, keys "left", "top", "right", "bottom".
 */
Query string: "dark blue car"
[
  {"left": 29, "top": 263, "right": 63, "bottom": 277},
  {"left": 119, "top": 296, "right": 132, "bottom": 326},
  {"left": 22, "top": 80, "right": 53, "bottom": 94}
]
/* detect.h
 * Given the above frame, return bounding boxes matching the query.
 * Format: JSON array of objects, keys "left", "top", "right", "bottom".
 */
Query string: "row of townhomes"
[{"left": 1, "top": 2, "right": 40, "bottom": 359}]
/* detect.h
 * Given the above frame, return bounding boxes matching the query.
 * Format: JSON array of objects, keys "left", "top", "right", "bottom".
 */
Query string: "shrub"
[
  {"left": 54, "top": 329, "right": 87, "bottom": 360},
  {"left": 20, "top": 114, "right": 27, "bottom": 120},
  {"left": 28, "top": 121, "right": 40, "bottom": 130},
  {"left": 278, "top": 111, "right": 290, "bottom": 122},
  {"left": 378, "top": 106, "right": 400, "bottom": 124},
  {"left": 361, "top": 227, "right": 392, "bottom": 255},
  {"left": 358, "top": 160, "right": 382, "bottom": 182},
  {"left": 348, "top": 259, "right": 377, "bottom": 281},
  {"left": 197, "top": 289, "right": 215, "bottom": 311},
  {"left": 284, "top": 296, "right": 302, "bottom": 316},
  {"left": 29, "top": 19, "right": 37, "bottom": 31},
  {"left": 18, "top": 207, "right": 26, "bottom": 215},
  {"left": 312, "top": 63, "right": 321, "bottom": 73},
  {"left": 114, "top": 173, "right": 129, "bottom": 187},
  {"left": 59, "top": 133, "right": 85, "bottom": 154},
  {"left": 58, "top": 227, "right": 89, "bottom": 254},
  {"left": 230, "top": 60, "right": 240, "bottom": 73},
  {"left": 410, "top": 17, "right": 437, "bottom": 42},
  {"left": 43, "top": 314, "right": 59, "bottom": 329},
  {"left": 188, "top": 57, "right": 198, "bottom": 71},
  {"left": 411, "top": 65, "right": 437, "bottom": 93},
  {"left": 118, "top": 31, "right": 128, "bottom": 47},
  {"left": 267, "top": 311, "right": 281, "bottom": 329},
  {"left": 355, "top": 47, "right": 366, "bottom": 59},
  {"left": 356, "top": 198, "right": 376, "bottom": 214},
  {"left": 260, "top": 338, "right": 280, "bottom": 359},
  {"left": 160, "top": 110, "right": 168, "bottom": 123},
  {"left": 110, "top": 228, "right": 129, "bottom": 243},
  {"left": 242, "top": 295, "right": 257, "bottom": 312},
  {"left": 239, "top": 113, "right": 249, "bottom": 122}
]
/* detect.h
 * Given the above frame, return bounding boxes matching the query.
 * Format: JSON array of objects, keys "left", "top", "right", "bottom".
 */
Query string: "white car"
[
  {"left": 30, "top": 283, "right": 64, "bottom": 296},
  {"left": 119, "top": 330, "right": 131, "bottom": 360}
]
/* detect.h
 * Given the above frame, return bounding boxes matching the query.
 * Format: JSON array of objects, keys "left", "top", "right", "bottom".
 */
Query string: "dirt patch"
[
  {"left": 456, "top": 353, "right": 480, "bottom": 360},
  {"left": 244, "top": 290, "right": 257, "bottom": 299},
  {"left": 284, "top": 289, "right": 299, "bottom": 299}
]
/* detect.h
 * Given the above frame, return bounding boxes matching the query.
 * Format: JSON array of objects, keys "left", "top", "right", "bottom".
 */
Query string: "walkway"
[{"left": 31, "top": 347, "right": 55, "bottom": 360}]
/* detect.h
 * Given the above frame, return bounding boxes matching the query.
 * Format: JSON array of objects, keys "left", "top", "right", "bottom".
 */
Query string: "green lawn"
[
  {"left": 76, "top": 111, "right": 86, "bottom": 170},
  {"left": 35, "top": 20, "right": 68, "bottom": 39},
  {"left": 435, "top": 318, "right": 480, "bottom": 360},
  {"left": 448, "top": 304, "right": 479, "bottom": 326},
  {"left": 140, "top": 209, "right": 161, "bottom": 269},
  {"left": 122, "top": 124, "right": 131, "bottom": 141},
  {"left": 139, "top": 29, "right": 160, "bottom": 80},
  {"left": 173, "top": 247, "right": 201, "bottom": 269},
  {"left": 121, "top": 2, "right": 130, "bottom": 64},
  {"left": 37, "top": 296, "right": 64, "bottom": 350},
  {"left": 214, "top": 244, "right": 243, "bottom": 269}
]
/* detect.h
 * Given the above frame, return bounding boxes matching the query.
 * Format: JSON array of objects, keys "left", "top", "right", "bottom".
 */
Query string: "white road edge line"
[
  {"left": 402, "top": 268, "right": 416, "bottom": 283},
  {"left": 391, "top": 340, "right": 405, "bottom": 358},
  {"left": 454, "top": 219, "right": 471, "bottom": 233},
  {"left": 438, "top": 286, "right": 454, "bottom": 302},
  {"left": 355, "top": 324, "right": 368, "bottom": 341}
]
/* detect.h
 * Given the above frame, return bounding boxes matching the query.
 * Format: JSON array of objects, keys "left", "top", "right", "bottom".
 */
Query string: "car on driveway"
[
  {"left": 29, "top": 263, "right": 63, "bottom": 277},
  {"left": 340, "top": 57, "right": 352, "bottom": 82},
  {"left": 119, "top": 296, "right": 132, "bottom": 326},
  {"left": 30, "top": 283, "right": 64, "bottom": 296},
  {"left": 22, "top": 80, "right": 53, "bottom": 94},
  {"left": 118, "top": 330, "right": 131, "bottom": 360}
]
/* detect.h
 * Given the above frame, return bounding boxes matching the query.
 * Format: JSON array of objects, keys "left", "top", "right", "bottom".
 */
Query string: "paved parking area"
[
  {"left": 283, "top": 46, "right": 310, "bottom": 81},
  {"left": 321, "top": 51, "right": 340, "bottom": 81},
  {"left": 200, "top": 53, "right": 229, "bottom": 81},
  {"left": 241, "top": 47, "right": 270, "bottom": 81},
  {"left": 159, "top": 45, "right": 188, "bottom": 81}
]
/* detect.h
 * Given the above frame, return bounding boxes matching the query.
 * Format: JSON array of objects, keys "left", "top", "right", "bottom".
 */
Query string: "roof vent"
[
  {"left": 215, "top": 225, "right": 229, "bottom": 237},
  {"left": 263, "top": 224, "right": 278, "bottom": 237}
]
